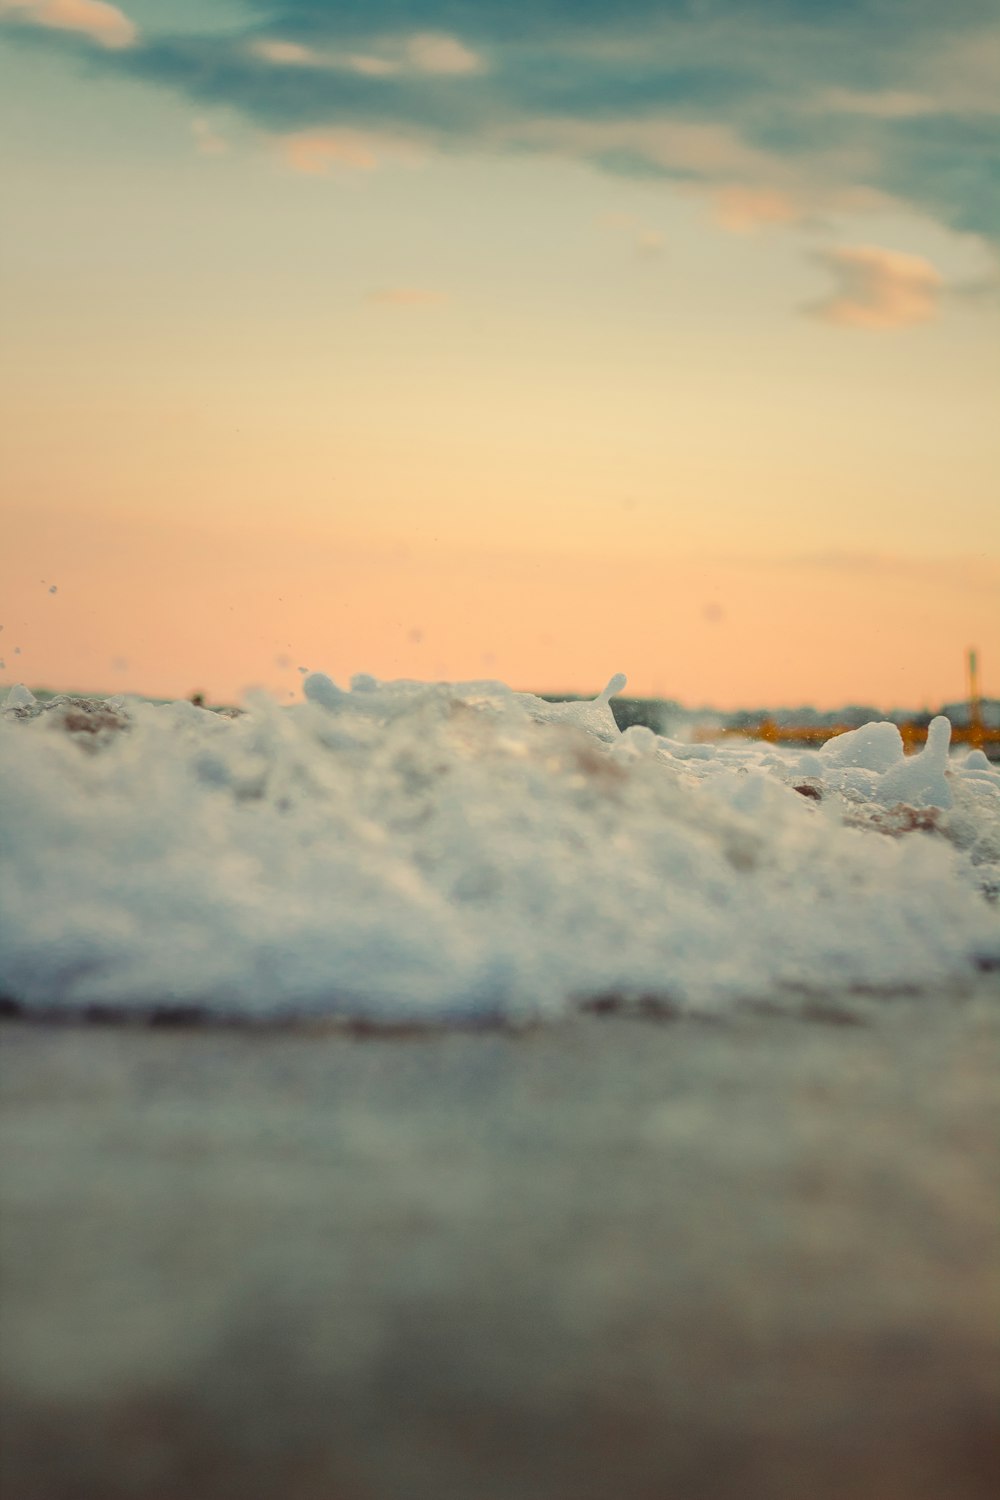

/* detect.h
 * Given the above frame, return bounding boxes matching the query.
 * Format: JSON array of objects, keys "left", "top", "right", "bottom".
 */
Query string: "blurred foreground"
[{"left": 2, "top": 996, "right": 998, "bottom": 1500}]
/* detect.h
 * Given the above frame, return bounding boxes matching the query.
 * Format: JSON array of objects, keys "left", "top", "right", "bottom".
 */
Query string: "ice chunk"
[
  {"left": 958, "top": 749, "right": 999, "bottom": 784},
  {"left": 963, "top": 749, "right": 992, "bottom": 772},
  {"left": 303, "top": 671, "right": 344, "bottom": 710},
  {"left": 875, "top": 716, "right": 953, "bottom": 810},
  {"left": 820, "top": 721, "right": 904, "bottom": 773},
  {"left": 656, "top": 737, "right": 717, "bottom": 762},
  {"left": 612, "top": 724, "right": 657, "bottom": 761},
  {"left": 3, "top": 684, "right": 36, "bottom": 712},
  {"left": 522, "top": 673, "right": 625, "bottom": 743}
]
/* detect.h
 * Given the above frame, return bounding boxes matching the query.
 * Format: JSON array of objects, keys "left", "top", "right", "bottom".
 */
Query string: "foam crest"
[{"left": 1, "top": 676, "right": 997, "bottom": 1022}]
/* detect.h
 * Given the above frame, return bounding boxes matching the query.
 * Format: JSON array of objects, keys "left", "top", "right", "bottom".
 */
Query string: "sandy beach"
[{"left": 2, "top": 990, "right": 998, "bottom": 1500}]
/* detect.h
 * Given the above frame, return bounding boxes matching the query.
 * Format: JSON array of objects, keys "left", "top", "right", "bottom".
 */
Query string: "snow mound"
[{"left": 1, "top": 675, "right": 997, "bottom": 1022}]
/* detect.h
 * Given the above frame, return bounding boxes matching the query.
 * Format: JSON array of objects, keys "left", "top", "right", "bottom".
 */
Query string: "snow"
[{"left": 0, "top": 674, "right": 997, "bottom": 1022}]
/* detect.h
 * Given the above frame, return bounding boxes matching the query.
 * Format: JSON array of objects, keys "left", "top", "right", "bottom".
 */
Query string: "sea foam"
[{"left": 1, "top": 675, "right": 997, "bottom": 1022}]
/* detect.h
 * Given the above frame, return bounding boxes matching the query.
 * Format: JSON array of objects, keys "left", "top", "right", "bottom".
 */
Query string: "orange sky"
[
  {"left": 1, "top": 2, "right": 998, "bottom": 709},
  {"left": 3, "top": 504, "right": 996, "bottom": 709}
]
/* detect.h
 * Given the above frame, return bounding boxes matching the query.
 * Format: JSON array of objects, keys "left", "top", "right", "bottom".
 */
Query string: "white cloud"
[
  {"left": 0, "top": 0, "right": 136, "bottom": 50},
  {"left": 806, "top": 244, "right": 942, "bottom": 330}
]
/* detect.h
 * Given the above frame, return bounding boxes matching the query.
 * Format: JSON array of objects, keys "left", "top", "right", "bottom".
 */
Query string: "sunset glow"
[{"left": 2, "top": 1, "right": 997, "bottom": 708}]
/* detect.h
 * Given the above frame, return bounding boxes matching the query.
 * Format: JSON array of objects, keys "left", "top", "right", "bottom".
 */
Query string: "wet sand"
[{"left": 2, "top": 991, "right": 998, "bottom": 1500}]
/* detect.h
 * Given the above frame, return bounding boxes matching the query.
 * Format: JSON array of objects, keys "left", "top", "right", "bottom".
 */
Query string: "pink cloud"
[
  {"left": 278, "top": 129, "right": 423, "bottom": 176},
  {"left": 712, "top": 185, "right": 800, "bottom": 232},
  {"left": 1, "top": 0, "right": 136, "bottom": 49},
  {"left": 279, "top": 130, "right": 381, "bottom": 174},
  {"left": 806, "top": 244, "right": 942, "bottom": 330}
]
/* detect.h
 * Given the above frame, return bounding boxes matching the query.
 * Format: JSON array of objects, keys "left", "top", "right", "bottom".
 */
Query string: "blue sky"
[{"left": 4, "top": 0, "right": 999, "bottom": 244}]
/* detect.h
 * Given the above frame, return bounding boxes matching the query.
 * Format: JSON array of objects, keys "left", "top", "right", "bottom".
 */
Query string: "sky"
[{"left": 1, "top": 0, "right": 997, "bottom": 709}]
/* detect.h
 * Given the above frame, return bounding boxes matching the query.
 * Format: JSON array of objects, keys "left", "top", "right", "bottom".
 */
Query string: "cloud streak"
[
  {"left": 248, "top": 29, "right": 485, "bottom": 77},
  {"left": 405, "top": 33, "right": 484, "bottom": 76}
]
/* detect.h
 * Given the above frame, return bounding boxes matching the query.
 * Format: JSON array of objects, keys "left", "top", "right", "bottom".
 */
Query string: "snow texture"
[{"left": 1, "top": 674, "right": 998, "bottom": 1022}]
